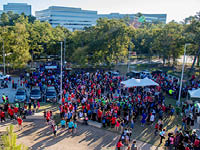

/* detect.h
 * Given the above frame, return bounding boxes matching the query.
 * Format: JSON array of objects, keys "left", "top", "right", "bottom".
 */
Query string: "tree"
[
  {"left": 184, "top": 12, "right": 200, "bottom": 69},
  {"left": 0, "top": 23, "right": 31, "bottom": 68},
  {"left": 152, "top": 21, "right": 184, "bottom": 65},
  {"left": 1, "top": 125, "right": 27, "bottom": 150},
  {"left": 27, "top": 21, "right": 54, "bottom": 58}
]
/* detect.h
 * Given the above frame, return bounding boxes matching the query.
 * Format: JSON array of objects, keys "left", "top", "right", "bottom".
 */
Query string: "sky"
[{"left": 0, "top": 0, "right": 199, "bottom": 22}]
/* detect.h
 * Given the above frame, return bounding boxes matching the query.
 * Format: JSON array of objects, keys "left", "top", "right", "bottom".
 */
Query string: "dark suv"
[
  {"left": 45, "top": 86, "right": 57, "bottom": 103},
  {"left": 30, "top": 87, "right": 42, "bottom": 102}
]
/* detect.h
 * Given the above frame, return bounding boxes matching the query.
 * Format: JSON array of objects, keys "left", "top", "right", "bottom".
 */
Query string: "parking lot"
[{"left": 0, "top": 77, "right": 22, "bottom": 103}]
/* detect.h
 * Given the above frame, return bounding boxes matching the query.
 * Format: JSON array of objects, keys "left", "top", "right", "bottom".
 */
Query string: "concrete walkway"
[{"left": 0, "top": 113, "right": 164, "bottom": 150}]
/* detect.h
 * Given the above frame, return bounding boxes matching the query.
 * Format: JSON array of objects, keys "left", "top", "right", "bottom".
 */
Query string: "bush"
[{"left": 1, "top": 125, "right": 27, "bottom": 150}]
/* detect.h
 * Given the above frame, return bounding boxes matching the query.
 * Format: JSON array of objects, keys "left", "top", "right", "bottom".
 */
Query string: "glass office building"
[
  {"left": 98, "top": 13, "right": 167, "bottom": 23},
  {"left": 36, "top": 6, "right": 98, "bottom": 31},
  {"left": 0, "top": 10, "right": 3, "bottom": 15},
  {"left": 36, "top": 6, "right": 167, "bottom": 31},
  {"left": 3, "top": 3, "right": 31, "bottom": 16}
]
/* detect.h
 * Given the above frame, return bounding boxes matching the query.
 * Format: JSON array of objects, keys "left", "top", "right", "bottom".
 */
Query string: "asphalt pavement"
[{"left": 0, "top": 77, "right": 20, "bottom": 103}]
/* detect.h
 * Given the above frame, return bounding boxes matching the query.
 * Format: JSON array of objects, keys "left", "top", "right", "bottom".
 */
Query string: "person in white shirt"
[{"left": 150, "top": 114, "right": 155, "bottom": 125}]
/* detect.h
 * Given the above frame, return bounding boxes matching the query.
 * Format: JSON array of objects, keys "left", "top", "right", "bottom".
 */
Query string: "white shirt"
[
  {"left": 150, "top": 115, "right": 155, "bottom": 122},
  {"left": 79, "top": 112, "right": 83, "bottom": 118}
]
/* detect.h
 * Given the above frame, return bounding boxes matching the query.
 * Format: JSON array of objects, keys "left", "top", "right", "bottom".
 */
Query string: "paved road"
[
  {"left": 0, "top": 77, "right": 20, "bottom": 103},
  {"left": 0, "top": 115, "right": 164, "bottom": 150}
]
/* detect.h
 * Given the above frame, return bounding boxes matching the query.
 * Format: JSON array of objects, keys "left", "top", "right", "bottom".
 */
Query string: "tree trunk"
[
  {"left": 190, "top": 44, "right": 200, "bottom": 71},
  {"left": 197, "top": 55, "right": 200, "bottom": 67}
]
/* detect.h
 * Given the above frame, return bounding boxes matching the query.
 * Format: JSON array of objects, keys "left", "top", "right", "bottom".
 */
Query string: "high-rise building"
[
  {"left": 0, "top": 10, "right": 3, "bottom": 15},
  {"left": 36, "top": 6, "right": 167, "bottom": 31},
  {"left": 36, "top": 6, "right": 98, "bottom": 31},
  {"left": 3, "top": 3, "right": 31, "bottom": 16},
  {"left": 98, "top": 13, "right": 167, "bottom": 23}
]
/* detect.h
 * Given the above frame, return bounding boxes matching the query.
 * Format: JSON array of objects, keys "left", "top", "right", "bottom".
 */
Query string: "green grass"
[{"left": 38, "top": 102, "right": 59, "bottom": 113}]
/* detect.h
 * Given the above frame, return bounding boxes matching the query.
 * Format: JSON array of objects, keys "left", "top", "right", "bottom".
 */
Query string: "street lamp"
[
  {"left": 2, "top": 40, "right": 5, "bottom": 75},
  {"left": 127, "top": 45, "right": 131, "bottom": 73},
  {"left": 177, "top": 43, "right": 190, "bottom": 106},
  {"left": 60, "top": 42, "right": 63, "bottom": 104}
]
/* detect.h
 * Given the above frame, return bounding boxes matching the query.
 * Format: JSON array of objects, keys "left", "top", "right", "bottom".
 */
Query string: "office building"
[
  {"left": 3, "top": 3, "right": 31, "bottom": 16},
  {"left": 36, "top": 6, "right": 98, "bottom": 31},
  {"left": 0, "top": 10, "right": 3, "bottom": 15},
  {"left": 36, "top": 6, "right": 167, "bottom": 31},
  {"left": 98, "top": 13, "right": 167, "bottom": 24}
]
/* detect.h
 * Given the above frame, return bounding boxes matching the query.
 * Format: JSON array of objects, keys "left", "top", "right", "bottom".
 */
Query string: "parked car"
[
  {"left": 140, "top": 70, "right": 152, "bottom": 79},
  {"left": 45, "top": 86, "right": 57, "bottom": 103},
  {"left": 0, "top": 72, "right": 10, "bottom": 80},
  {"left": 30, "top": 87, "right": 42, "bottom": 102},
  {"left": 14, "top": 88, "right": 27, "bottom": 103},
  {"left": 126, "top": 71, "right": 140, "bottom": 79}
]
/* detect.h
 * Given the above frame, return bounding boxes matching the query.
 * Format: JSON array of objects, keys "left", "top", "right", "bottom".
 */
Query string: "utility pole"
[
  {"left": 177, "top": 43, "right": 190, "bottom": 106},
  {"left": 127, "top": 45, "right": 131, "bottom": 73},
  {"left": 3, "top": 40, "right": 5, "bottom": 75},
  {"left": 64, "top": 38, "right": 66, "bottom": 66},
  {"left": 60, "top": 42, "right": 63, "bottom": 104}
]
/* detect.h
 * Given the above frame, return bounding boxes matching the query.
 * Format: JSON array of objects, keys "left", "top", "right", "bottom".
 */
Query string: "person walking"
[
  {"left": 159, "top": 129, "right": 166, "bottom": 144},
  {"left": 116, "top": 139, "right": 124, "bottom": 150},
  {"left": 17, "top": 116, "right": 23, "bottom": 130},
  {"left": 0, "top": 110, "right": 5, "bottom": 122}
]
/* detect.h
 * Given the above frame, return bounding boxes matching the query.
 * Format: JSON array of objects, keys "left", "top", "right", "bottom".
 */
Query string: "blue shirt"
[
  {"left": 61, "top": 120, "right": 66, "bottom": 126},
  {"left": 68, "top": 121, "right": 74, "bottom": 128}
]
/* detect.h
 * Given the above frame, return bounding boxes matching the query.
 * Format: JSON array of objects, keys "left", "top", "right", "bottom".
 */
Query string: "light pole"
[
  {"left": 64, "top": 38, "right": 66, "bottom": 66},
  {"left": 127, "top": 45, "right": 131, "bottom": 72},
  {"left": 3, "top": 40, "right": 5, "bottom": 75},
  {"left": 60, "top": 42, "right": 63, "bottom": 104},
  {"left": 177, "top": 43, "right": 190, "bottom": 106}
]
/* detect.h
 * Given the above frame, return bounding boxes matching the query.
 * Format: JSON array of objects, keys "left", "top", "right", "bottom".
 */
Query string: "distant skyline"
[{"left": 0, "top": 0, "right": 199, "bottom": 22}]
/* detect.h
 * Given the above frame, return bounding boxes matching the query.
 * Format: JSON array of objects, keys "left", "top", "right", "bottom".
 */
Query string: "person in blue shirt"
[
  {"left": 60, "top": 118, "right": 66, "bottom": 129},
  {"left": 73, "top": 123, "right": 77, "bottom": 133},
  {"left": 68, "top": 120, "right": 74, "bottom": 133}
]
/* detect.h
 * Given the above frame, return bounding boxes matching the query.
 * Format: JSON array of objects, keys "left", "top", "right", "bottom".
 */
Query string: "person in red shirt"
[
  {"left": 46, "top": 111, "right": 51, "bottom": 124},
  {"left": 17, "top": 117, "right": 23, "bottom": 130},
  {"left": 62, "top": 97, "right": 65, "bottom": 105},
  {"left": 14, "top": 107, "right": 18, "bottom": 119},
  {"left": 116, "top": 140, "right": 123, "bottom": 150},
  {"left": 8, "top": 108, "right": 14, "bottom": 120},
  {"left": 97, "top": 109, "right": 102, "bottom": 123},
  {"left": 0, "top": 110, "right": 5, "bottom": 122},
  {"left": 111, "top": 116, "right": 116, "bottom": 128},
  {"left": 194, "top": 138, "right": 200, "bottom": 150}
]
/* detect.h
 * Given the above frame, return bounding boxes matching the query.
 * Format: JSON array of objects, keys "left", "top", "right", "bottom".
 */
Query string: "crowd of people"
[
  {"left": 1, "top": 62, "right": 200, "bottom": 149},
  {"left": 0, "top": 92, "right": 41, "bottom": 131}
]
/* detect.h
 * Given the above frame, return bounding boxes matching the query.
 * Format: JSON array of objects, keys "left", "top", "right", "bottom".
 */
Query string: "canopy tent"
[
  {"left": 121, "top": 77, "right": 159, "bottom": 87},
  {"left": 188, "top": 88, "right": 200, "bottom": 98}
]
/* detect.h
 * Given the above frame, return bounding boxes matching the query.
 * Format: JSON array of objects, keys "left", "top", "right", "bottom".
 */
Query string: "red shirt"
[
  {"left": 87, "top": 104, "right": 90, "bottom": 110},
  {"left": 194, "top": 139, "right": 200, "bottom": 147},
  {"left": 9, "top": 109, "right": 14, "bottom": 116},
  {"left": 117, "top": 141, "right": 123, "bottom": 148},
  {"left": 14, "top": 107, "right": 18, "bottom": 113},
  {"left": 0, "top": 111, "right": 5, "bottom": 117},
  {"left": 17, "top": 118, "right": 22, "bottom": 125},
  {"left": 97, "top": 110, "right": 102, "bottom": 118},
  {"left": 71, "top": 93, "right": 75, "bottom": 98},
  {"left": 69, "top": 104, "right": 73, "bottom": 111},
  {"left": 62, "top": 97, "right": 65, "bottom": 103},
  {"left": 111, "top": 117, "right": 116, "bottom": 124}
]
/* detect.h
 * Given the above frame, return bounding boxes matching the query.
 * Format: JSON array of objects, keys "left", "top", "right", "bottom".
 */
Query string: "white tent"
[
  {"left": 188, "top": 88, "right": 200, "bottom": 98},
  {"left": 121, "top": 77, "right": 159, "bottom": 87}
]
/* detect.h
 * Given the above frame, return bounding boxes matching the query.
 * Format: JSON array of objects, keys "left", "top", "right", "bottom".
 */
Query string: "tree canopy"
[{"left": 0, "top": 11, "right": 200, "bottom": 68}]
